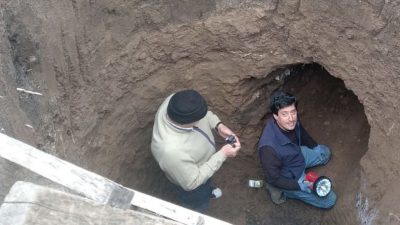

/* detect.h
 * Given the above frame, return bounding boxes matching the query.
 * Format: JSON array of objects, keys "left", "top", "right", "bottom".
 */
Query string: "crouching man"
[{"left": 258, "top": 90, "right": 336, "bottom": 208}]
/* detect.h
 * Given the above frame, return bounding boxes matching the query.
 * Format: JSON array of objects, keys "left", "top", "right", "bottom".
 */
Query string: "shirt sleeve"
[
  {"left": 299, "top": 123, "right": 318, "bottom": 148},
  {"left": 259, "top": 145, "right": 300, "bottom": 190},
  {"left": 160, "top": 147, "right": 227, "bottom": 191}
]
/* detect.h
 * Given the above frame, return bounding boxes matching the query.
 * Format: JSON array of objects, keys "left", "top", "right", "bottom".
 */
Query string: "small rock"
[{"left": 28, "top": 55, "right": 37, "bottom": 63}]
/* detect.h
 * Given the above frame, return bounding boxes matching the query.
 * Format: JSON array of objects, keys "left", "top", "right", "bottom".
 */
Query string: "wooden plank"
[
  {"left": 0, "top": 181, "right": 182, "bottom": 225},
  {"left": 130, "top": 189, "right": 232, "bottom": 225},
  {"left": 0, "top": 133, "right": 232, "bottom": 225},
  {"left": 0, "top": 133, "right": 116, "bottom": 204}
]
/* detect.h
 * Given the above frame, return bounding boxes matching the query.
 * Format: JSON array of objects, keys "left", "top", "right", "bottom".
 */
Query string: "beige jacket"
[{"left": 151, "top": 95, "right": 227, "bottom": 191}]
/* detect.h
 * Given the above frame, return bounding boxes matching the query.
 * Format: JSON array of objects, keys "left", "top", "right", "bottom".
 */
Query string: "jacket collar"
[
  {"left": 271, "top": 119, "right": 298, "bottom": 146},
  {"left": 163, "top": 113, "right": 194, "bottom": 132}
]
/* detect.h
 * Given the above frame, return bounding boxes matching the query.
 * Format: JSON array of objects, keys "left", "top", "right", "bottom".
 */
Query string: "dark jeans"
[{"left": 172, "top": 179, "right": 212, "bottom": 213}]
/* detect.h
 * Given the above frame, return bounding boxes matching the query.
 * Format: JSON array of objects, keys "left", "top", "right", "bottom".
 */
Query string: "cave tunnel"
[{"left": 115, "top": 63, "right": 370, "bottom": 225}]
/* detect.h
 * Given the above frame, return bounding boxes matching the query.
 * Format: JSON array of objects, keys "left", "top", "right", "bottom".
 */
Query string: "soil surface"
[{"left": 205, "top": 64, "right": 370, "bottom": 225}]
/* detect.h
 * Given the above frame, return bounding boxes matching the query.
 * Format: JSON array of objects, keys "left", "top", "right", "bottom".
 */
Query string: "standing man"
[
  {"left": 151, "top": 89, "right": 241, "bottom": 212},
  {"left": 258, "top": 90, "right": 336, "bottom": 208}
]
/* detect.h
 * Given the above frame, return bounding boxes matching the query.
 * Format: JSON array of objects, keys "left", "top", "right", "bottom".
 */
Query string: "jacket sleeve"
[
  {"left": 205, "top": 111, "right": 221, "bottom": 130},
  {"left": 159, "top": 147, "right": 227, "bottom": 191},
  {"left": 259, "top": 145, "right": 300, "bottom": 190}
]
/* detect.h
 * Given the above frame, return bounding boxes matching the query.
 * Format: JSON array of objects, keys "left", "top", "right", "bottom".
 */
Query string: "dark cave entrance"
[{"left": 207, "top": 63, "right": 370, "bottom": 225}]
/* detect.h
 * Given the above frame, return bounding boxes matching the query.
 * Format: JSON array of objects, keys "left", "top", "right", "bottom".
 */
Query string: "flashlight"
[{"left": 305, "top": 171, "right": 332, "bottom": 197}]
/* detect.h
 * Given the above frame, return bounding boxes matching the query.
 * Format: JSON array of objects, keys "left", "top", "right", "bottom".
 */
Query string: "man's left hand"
[
  {"left": 217, "top": 123, "right": 234, "bottom": 137},
  {"left": 217, "top": 123, "right": 241, "bottom": 144}
]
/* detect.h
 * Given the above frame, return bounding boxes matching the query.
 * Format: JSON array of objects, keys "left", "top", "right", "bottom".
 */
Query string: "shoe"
[
  {"left": 265, "top": 183, "right": 286, "bottom": 204},
  {"left": 210, "top": 187, "right": 222, "bottom": 199}
]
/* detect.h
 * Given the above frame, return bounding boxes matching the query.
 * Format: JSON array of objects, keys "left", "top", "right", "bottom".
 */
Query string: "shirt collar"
[{"left": 165, "top": 114, "right": 194, "bottom": 132}]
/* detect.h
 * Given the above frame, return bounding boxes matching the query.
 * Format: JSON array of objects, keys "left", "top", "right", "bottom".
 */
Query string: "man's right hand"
[
  {"left": 220, "top": 142, "right": 241, "bottom": 157},
  {"left": 298, "top": 180, "right": 312, "bottom": 193}
]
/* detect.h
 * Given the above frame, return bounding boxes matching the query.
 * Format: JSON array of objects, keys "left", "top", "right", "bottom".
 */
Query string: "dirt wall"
[{"left": 1, "top": 0, "right": 400, "bottom": 224}]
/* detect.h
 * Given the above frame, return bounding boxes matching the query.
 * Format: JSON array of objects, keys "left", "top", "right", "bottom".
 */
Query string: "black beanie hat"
[{"left": 167, "top": 90, "right": 208, "bottom": 124}]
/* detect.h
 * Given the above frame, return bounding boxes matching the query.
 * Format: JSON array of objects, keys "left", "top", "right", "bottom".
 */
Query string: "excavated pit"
[
  {"left": 1, "top": 1, "right": 400, "bottom": 225},
  {"left": 116, "top": 63, "right": 370, "bottom": 225}
]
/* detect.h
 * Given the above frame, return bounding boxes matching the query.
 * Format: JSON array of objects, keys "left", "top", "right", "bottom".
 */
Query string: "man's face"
[{"left": 273, "top": 104, "right": 297, "bottom": 131}]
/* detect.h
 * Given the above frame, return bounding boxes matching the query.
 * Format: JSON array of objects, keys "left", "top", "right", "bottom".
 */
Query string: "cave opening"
[{"left": 204, "top": 62, "right": 371, "bottom": 224}]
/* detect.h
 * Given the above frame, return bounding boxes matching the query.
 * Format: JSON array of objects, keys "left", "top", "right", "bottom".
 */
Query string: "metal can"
[{"left": 248, "top": 179, "right": 263, "bottom": 188}]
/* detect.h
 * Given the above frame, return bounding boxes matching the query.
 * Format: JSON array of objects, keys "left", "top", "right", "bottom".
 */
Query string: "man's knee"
[
  {"left": 319, "top": 191, "right": 337, "bottom": 209},
  {"left": 315, "top": 144, "right": 331, "bottom": 164}
]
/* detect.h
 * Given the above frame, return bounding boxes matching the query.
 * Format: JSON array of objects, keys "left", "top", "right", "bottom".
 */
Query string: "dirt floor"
[{"left": 202, "top": 64, "right": 370, "bottom": 225}]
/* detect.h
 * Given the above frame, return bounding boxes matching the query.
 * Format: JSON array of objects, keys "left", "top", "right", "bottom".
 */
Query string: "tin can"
[{"left": 248, "top": 179, "right": 263, "bottom": 188}]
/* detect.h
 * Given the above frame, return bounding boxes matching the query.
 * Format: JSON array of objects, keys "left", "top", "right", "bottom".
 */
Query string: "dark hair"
[{"left": 270, "top": 90, "right": 297, "bottom": 115}]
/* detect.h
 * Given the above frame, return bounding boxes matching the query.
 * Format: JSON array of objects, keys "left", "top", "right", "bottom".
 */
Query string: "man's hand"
[
  {"left": 216, "top": 123, "right": 241, "bottom": 157},
  {"left": 220, "top": 142, "right": 241, "bottom": 158},
  {"left": 216, "top": 123, "right": 241, "bottom": 144},
  {"left": 298, "top": 180, "right": 312, "bottom": 193}
]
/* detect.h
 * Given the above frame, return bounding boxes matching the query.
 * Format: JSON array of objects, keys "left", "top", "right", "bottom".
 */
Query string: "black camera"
[{"left": 225, "top": 135, "right": 237, "bottom": 146}]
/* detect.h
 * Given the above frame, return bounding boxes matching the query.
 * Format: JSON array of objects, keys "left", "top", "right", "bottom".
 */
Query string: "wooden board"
[
  {"left": 0, "top": 133, "right": 231, "bottom": 225},
  {"left": 0, "top": 181, "right": 182, "bottom": 225}
]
